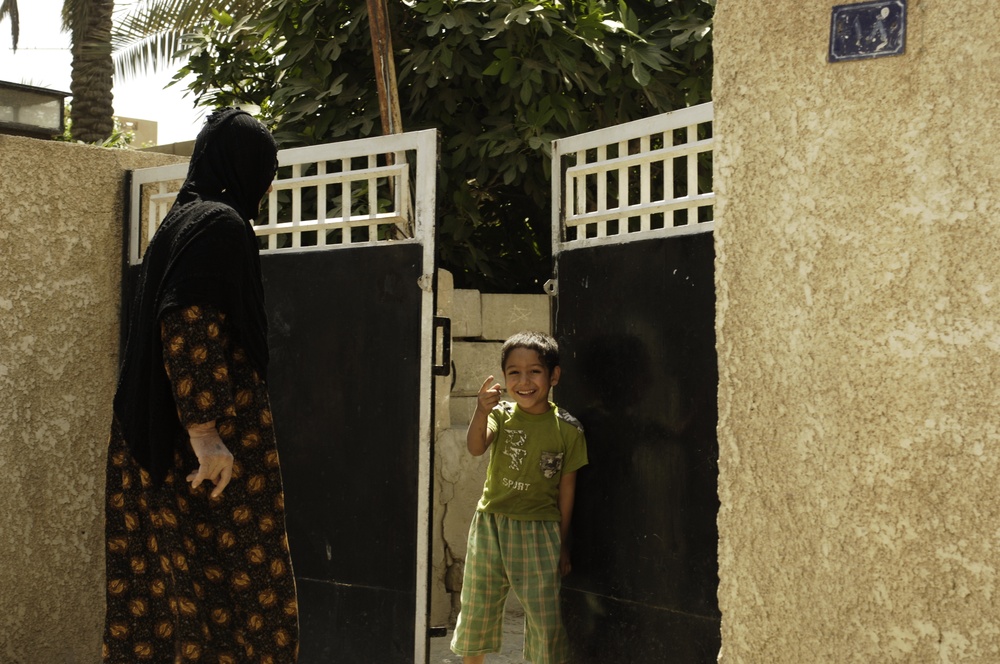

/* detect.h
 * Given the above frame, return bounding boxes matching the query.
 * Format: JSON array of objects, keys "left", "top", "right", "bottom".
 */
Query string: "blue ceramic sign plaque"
[{"left": 829, "top": 0, "right": 907, "bottom": 62}]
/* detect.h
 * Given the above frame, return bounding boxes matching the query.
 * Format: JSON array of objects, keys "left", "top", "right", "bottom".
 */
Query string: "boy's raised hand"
[
  {"left": 476, "top": 375, "right": 504, "bottom": 413},
  {"left": 467, "top": 376, "right": 503, "bottom": 455}
]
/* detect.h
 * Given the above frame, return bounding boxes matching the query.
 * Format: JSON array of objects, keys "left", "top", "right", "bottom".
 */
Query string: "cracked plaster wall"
[
  {"left": 0, "top": 135, "right": 183, "bottom": 662},
  {"left": 714, "top": 1, "right": 1000, "bottom": 662}
]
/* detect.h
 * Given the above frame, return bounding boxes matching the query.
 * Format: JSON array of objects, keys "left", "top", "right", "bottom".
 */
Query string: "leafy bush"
[{"left": 58, "top": 103, "right": 136, "bottom": 148}]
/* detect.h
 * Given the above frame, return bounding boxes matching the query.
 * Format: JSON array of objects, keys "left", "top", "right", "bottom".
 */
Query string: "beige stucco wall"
[
  {"left": 0, "top": 136, "right": 183, "bottom": 663},
  {"left": 715, "top": 1, "right": 1000, "bottom": 662}
]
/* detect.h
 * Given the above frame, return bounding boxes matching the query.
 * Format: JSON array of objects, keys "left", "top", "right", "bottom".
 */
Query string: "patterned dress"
[{"left": 104, "top": 304, "right": 299, "bottom": 663}]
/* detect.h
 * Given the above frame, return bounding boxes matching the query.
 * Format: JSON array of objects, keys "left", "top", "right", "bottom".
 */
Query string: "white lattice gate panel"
[
  {"left": 126, "top": 127, "right": 439, "bottom": 664},
  {"left": 128, "top": 129, "right": 437, "bottom": 265},
  {"left": 551, "top": 102, "right": 714, "bottom": 254}
]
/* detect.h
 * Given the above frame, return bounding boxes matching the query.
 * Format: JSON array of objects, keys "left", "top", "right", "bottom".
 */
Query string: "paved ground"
[{"left": 428, "top": 595, "right": 526, "bottom": 663}]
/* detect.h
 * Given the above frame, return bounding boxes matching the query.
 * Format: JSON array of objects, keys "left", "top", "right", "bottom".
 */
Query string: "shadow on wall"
[{"left": 554, "top": 233, "right": 721, "bottom": 663}]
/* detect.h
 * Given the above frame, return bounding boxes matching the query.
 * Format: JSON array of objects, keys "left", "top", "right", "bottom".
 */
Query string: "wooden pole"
[
  {"left": 366, "top": 0, "right": 403, "bottom": 136},
  {"left": 366, "top": 0, "right": 408, "bottom": 236}
]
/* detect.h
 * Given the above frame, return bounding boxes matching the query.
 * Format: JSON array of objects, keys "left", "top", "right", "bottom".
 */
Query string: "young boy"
[{"left": 451, "top": 331, "right": 588, "bottom": 664}]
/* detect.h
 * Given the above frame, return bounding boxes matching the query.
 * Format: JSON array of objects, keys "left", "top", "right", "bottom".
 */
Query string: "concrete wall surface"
[
  {"left": 714, "top": 2, "right": 1000, "bottom": 662},
  {"left": 0, "top": 135, "right": 182, "bottom": 663}
]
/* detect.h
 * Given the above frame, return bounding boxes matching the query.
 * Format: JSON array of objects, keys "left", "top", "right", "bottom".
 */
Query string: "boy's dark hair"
[{"left": 501, "top": 331, "right": 560, "bottom": 372}]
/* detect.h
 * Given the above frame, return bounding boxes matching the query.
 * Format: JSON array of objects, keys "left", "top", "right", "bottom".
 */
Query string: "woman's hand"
[{"left": 186, "top": 421, "right": 234, "bottom": 498}]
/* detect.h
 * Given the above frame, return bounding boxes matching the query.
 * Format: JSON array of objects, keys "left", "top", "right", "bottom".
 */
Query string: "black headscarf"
[{"left": 113, "top": 108, "right": 278, "bottom": 485}]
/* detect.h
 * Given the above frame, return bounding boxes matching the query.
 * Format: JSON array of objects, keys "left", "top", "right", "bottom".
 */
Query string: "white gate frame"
[
  {"left": 128, "top": 128, "right": 438, "bottom": 664},
  {"left": 551, "top": 102, "right": 714, "bottom": 258}
]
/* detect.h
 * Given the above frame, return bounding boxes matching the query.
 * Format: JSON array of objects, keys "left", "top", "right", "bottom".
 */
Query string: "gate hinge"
[
  {"left": 417, "top": 274, "right": 434, "bottom": 292},
  {"left": 543, "top": 279, "right": 558, "bottom": 296}
]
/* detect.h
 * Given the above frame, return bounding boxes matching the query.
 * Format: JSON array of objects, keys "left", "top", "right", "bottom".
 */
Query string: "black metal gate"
[
  {"left": 549, "top": 105, "right": 721, "bottom": 662},
  {"left": 264, "top": 245, "right": 426, "bottom": 662},
  {"left": 127, "top": 129, "right": 439, "bottom": 663}
]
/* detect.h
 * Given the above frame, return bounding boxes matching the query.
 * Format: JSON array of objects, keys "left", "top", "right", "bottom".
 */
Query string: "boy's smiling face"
[{"left": 502, "top": 347, "right": 561, "bottom": 415}]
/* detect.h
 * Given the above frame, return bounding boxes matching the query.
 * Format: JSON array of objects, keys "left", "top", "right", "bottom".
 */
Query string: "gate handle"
[{"left": 433, "top": 317, "right": 452, "bottom": 376}]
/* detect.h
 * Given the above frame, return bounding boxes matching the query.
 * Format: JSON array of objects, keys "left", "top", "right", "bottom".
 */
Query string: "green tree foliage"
[
  {"left": 58, "top": 103, "right": 136, "bottom": 147},
  {"left": 177, "top": 0, "right": 713, "bottom": 291}
]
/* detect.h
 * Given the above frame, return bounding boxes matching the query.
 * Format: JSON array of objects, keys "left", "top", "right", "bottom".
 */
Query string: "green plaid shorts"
[{"left": 450, "top": 511, "right": 569, "bottom": 663}]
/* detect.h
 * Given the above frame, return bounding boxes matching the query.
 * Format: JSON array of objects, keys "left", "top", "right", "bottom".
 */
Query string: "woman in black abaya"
[{"left": 104, "top": 108, "right": 299, "bottom": 663}]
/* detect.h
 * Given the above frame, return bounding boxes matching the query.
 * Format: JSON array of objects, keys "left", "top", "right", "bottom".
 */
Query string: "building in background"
[
  {"left": 115, "top": 115, "right": 157, "bottom": 148},
  {"left": 0, "top": 80, "right": 68, "bottom": 139}
]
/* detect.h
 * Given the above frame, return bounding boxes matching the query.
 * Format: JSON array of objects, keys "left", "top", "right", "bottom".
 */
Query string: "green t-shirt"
[{"left": 477, "top": 401, "right": 588, "bottom": 521}]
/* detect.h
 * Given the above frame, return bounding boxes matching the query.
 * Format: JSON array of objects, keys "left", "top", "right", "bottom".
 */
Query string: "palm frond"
[
  {"left": 0, "top": 0, "right": 20, "bottom": 51},
  {"left": 115, "top": 0, "right": 204, "bottom": 44},
  {"left": 112, "top": 30, "right": 186, "bottom": 80},
  {"left": 61, "top": 0, "right": 89, "bottom": 36},
  {"left": 111, "top": 0, "right": 263, "bottom": 78},
  {"left": 112, "top": 0, "right": 261, "bottom": 45}
]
